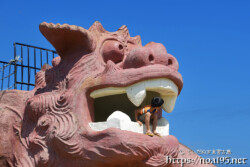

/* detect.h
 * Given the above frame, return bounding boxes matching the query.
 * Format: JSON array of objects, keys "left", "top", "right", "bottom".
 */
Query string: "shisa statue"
[{"left": 0, "top": 22, "right": 213, "bottom": 167}]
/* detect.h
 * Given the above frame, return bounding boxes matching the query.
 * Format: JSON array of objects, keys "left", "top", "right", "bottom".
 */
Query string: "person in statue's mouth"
[{"left": 135, "top": 97, "right": 164, "bottom": 137}]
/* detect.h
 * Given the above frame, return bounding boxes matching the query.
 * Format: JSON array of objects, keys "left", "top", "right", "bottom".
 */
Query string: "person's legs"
[
  {"left": 152, "top": 112, "right": 161, "bottom": 136},
  {"left": 145, "top": 112, "right": 153, "bottom": 136},
  {"left": 152, "top": 112, "right": 157, "bottom": 133}
]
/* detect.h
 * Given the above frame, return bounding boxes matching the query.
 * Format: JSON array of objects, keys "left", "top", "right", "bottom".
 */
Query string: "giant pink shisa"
[{"left": 0, "top": 22, "right": 214, "bottom": 167}]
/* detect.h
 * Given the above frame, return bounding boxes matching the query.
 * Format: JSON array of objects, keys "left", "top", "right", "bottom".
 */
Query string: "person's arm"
[
  {"left": 134, "top": 109, "right": 139, "bottom": 121},
  {"left": 156, "top": 107, "right": 162, "bottom": 119},
  {"left": 134, "top": 109, "right": 142, "bottom": 126}
]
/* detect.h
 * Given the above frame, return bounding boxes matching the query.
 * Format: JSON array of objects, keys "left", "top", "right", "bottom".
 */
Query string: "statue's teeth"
[
  {"left": 90, "top": 78, "right": 178, "bottom": 113},
  {"left": 106, "top": 111, "right": 131, "bottom": 130},
  {"left": 161, "top": 95, "right": 177, "bottom": 113},
  {"left": 145, "top": 79, "right": 178, "bottom": 96},
  {"left": 89, "top": 111, "right": 170, "bottom": 136},
  {"left": 90, "top": 87, "right": 125, "bottom": 98},
  {"left": 126, "top": 82, "right": 146, "bottom": 106}
]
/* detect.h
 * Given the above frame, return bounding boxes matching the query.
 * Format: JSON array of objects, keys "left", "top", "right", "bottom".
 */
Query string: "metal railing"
[
  {"left": 0, "top": 60, "right": 16, "bottom": 90},
  {"left": 0, "top": 42, "right": 57, "bottom": 91}
]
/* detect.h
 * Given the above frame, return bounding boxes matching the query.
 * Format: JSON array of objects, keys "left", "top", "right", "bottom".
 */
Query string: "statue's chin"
[{"left": 80, "top": 128, "right": 179, "bottom": 167}]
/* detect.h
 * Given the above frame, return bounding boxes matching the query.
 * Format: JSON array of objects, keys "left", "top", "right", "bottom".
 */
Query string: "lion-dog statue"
[{"left": 0, "top": 22, "right": 214, "bottom": 167}]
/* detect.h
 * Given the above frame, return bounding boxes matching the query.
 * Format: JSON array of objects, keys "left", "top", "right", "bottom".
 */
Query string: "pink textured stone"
[{"left": 0, "top": 22, "right": 213, "bottom": 167}]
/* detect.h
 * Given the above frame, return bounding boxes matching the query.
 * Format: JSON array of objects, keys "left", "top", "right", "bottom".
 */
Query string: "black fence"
[
  {"left": 0, "top": 60, "right": 15, "bottom": 90},
  {"left": 0, "top": 42, "right": 57, "bottom": 91}
]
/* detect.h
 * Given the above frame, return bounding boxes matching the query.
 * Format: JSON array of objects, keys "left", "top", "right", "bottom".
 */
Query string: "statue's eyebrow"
[
  {"left": 127, "top": 39, "right": 137, "bottom": 45},
  {"left": 97, "top": 38, "right": 124, "bottom": 53}
]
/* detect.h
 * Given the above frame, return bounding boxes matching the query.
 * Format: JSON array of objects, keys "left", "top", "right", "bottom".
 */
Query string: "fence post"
[{"left": 13, "top": 42, "right": 17, "bottom": 89}]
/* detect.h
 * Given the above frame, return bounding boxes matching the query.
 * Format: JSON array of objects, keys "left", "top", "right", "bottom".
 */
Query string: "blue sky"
[{"left": 1, "top": 0, "right": 249, "bottom": 164}]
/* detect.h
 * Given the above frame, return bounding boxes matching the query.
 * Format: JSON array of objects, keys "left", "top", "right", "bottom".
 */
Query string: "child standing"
[{"left": 134, "top": 97, "right": 164, "bottom": 137}]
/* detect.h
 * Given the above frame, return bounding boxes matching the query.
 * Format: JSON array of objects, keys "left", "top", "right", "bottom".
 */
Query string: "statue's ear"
[{"left": 39, "top": 22, "right": 95, "bottom": 59}]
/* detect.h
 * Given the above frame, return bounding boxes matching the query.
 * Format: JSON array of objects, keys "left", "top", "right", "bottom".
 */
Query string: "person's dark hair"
[{"left": 151, "top": 97, "right": 164, "bottom": 107}]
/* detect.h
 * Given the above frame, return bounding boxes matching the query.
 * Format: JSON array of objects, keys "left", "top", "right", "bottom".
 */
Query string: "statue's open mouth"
[
  {"left": 72, "top": 60, "right": 183, "bottom": 165},
  {"left": 88, "top": 77, "right": 178, "bottom": 136}
]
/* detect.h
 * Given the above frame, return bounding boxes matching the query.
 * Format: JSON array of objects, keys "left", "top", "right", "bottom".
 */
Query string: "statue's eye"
[{"left": 102, "top": 40, "right": 124, "bottom": 64}]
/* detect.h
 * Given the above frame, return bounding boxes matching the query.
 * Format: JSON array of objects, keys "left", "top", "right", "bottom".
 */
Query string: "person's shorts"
[
  {"left": 138, "top": 113, "right": 146, "bottom": 123},
  {"left": 138, "top": 113, "right": 155, "bottom": 123}
]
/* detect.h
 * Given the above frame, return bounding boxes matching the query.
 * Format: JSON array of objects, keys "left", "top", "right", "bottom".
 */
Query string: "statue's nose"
[{"left": 123, "top": 42, "right": 179, "bottom": 71}]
